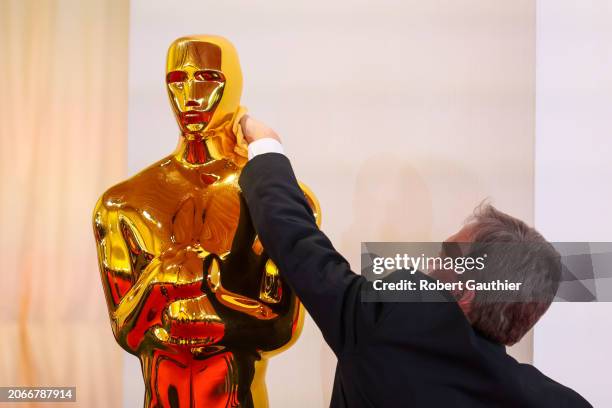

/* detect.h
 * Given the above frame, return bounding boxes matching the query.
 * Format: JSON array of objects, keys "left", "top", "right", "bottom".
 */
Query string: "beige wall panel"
[{"left": 128, "top": 1, "right": 535, "bottom": 406}]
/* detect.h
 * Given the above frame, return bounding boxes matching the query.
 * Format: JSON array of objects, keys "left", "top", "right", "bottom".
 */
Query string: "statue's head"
[{"left": 166, "top": 35, "right": 243, "bottom": 134}]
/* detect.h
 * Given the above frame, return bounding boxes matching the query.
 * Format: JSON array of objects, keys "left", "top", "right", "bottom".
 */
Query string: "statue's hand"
[
  {"left": 113, "top": 249, "right": 205, "bottom": 352},
  {"left": 200, "top": 252, "right": 279, "bottom": 321},
  {"left": 156, "top": 245, "right": 205, "bottom": 285}
]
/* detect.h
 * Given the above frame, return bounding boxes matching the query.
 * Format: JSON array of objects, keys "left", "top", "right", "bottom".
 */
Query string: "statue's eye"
[
  {"left": 194, "top": 70, "right": 225, "bottom": 82},
  {"left": 166, "top": 71, "right": 187, "bottom": 84}
]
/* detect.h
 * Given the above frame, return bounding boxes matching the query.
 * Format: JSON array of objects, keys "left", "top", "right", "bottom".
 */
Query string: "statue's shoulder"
[
  {"left": 298, "top": 181, "right": 322, "bottom": 226},
  {"left": 95, "top": 155, "right": 176, "bottom": 215}
]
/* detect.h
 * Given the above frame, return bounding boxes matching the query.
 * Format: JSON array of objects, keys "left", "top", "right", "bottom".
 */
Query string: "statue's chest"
[
  {"left": 136, "top": 170, "right": 244, "bottom": 253},
  {"left": 170, "top": 185, "right": 242, "bottom": 252}
]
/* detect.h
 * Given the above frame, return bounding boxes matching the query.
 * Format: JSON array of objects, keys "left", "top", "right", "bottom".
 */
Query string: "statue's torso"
[
  {"left": 99, "top": 155, "right": 296, "bottom": 351},
  {"left": 96, "top": 154, "right": 302, "bottom": 408},
  {"left": 105, "top": 156, "right": 242, "bottom": 257}
]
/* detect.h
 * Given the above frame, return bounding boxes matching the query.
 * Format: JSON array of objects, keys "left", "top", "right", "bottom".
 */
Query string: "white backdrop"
[
  {"left": 127, "top": 1, "right": 536, "bottom": 406},
  {"left": 534, "top": 1, "right": 612, "bottom": 406}
]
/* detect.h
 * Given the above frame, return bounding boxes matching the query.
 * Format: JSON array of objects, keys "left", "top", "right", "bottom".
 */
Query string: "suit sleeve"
[{"left": 239, "top": 153, "right": 383, "bottom": 355}]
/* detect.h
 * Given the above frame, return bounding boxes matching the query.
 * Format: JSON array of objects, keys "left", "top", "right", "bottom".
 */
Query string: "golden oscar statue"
[{"left": 93, "top": 35, "right": 319, "bottom": 408}]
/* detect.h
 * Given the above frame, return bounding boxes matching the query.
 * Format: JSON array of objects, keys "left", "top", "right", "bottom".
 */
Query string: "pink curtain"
[{"left": 0, "top": 1, "right": 129, "bottom": 406}]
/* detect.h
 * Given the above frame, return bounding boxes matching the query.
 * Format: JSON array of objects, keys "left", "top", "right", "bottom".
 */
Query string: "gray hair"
[{"left": 461, "top": 203, "right": 561, "bottom": 345}]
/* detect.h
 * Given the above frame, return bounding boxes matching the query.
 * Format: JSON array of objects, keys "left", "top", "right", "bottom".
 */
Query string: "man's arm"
[{"left": 239, "top": 152, "right": 378, "bottom": 355}]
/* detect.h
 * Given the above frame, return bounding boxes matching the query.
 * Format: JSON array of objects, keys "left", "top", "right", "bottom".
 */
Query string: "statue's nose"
[
  {"left": 184, "top": 79, "right": 195, "bottom": 101},
  {"left": 186, "top": 100, "right": 199, "bottom": 107}
]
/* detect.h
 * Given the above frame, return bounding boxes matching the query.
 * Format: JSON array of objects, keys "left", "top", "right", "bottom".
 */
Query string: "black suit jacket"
[{"left": 239, "top": 153, "right": 591, "bottom": 408}]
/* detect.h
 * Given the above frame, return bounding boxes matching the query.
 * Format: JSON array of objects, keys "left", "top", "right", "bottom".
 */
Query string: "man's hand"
[{"left": 240, "top": 115, "right": 282, "bottom": 144}]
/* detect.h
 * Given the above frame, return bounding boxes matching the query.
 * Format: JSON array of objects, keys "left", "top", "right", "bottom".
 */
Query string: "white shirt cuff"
[{"left": 247, "top": 138, "right": 285, "bottom": 160}]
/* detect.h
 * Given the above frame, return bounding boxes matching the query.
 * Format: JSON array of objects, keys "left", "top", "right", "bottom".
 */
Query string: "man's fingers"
[
  {"left": 239, "top": 114, "right": 251, "bottom": 141},
  {"left": 239, "top": 115, "right": 281, "bottom": 144}
]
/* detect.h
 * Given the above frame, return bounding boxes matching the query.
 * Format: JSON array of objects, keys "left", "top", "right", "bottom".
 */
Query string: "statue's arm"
[
  {"left": 94, "top": 197, "right": 203, "bottom": 352},
  {"left": 93, "top": 197, "right": 135, "bottom": 339},
  {"left": 93, "top": 197, "right": 163, "bottom": 350}
]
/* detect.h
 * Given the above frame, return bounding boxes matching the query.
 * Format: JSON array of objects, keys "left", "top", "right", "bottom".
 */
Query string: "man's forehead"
[{"left": 168, "top": 41, "right": 222, "bottom": 71}]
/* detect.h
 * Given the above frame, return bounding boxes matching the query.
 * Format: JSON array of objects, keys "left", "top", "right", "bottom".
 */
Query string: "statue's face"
[{"left": 166, "top": 41, "right": 225, "bottom": 133}]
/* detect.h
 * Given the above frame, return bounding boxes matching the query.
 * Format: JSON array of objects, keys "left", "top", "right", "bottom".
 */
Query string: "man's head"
[
  {"left": 443, "top": 203, "right": 561, "bottom": 346},
  {"left": 166, "top": 35, "right": 243, "bottom": 135}
]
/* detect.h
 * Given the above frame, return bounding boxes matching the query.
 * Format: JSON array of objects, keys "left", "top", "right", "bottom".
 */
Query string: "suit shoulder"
[{"left": 518, "top": 364, "right": 592, "bottom": 407}]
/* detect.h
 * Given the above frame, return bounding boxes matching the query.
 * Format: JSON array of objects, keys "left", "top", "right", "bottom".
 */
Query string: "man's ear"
[
  {"left": 427, "top": 268, "right": 474, "bottom": 315},
  {"left": 457, "top": 287, "right": 476, "bottom": 317}
]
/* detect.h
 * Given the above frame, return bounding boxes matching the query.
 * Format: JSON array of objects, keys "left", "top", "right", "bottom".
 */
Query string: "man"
[{"left": 237, "top": 115, "right": 592, "bottom": 407}]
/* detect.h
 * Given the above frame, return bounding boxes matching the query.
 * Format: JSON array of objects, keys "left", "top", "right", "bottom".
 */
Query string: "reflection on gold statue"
[{"left": 93, "top": 35, "right": 320, "bottom": 408}]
